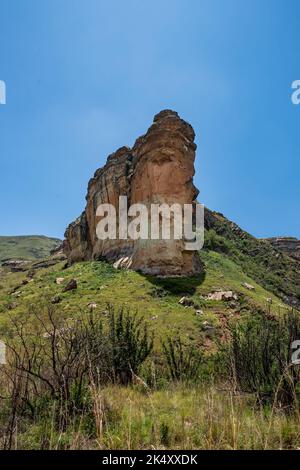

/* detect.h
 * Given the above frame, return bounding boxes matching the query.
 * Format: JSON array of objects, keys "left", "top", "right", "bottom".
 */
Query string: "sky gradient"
[{"left": 0, "top": 0, "right": 299, "bottom": 239}]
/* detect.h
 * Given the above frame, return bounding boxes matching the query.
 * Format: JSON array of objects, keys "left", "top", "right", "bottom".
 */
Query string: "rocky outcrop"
[
  {"left": 1, "top": 259, "right": 31, "bottom": 272},
  {"left": 263, "top": 237, "right": 300, "bottom": 261},
  {"left": 204, "top": 208, "right": 300, "bottom": 309},
  {"left": 64, "top": 110, "right": 203, "bottom": 276}
]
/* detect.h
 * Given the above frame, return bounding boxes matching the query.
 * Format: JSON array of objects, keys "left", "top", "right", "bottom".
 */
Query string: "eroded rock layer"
[
  {"left": 263, "top": 237, "right": 300, "bottom": 261},
  {"left": 64, "top": 110, "right": 203, "bottom": 276}
]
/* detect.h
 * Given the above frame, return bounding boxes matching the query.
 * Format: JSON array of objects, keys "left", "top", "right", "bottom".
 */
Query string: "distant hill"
[{"left": 0, "top": 235, "right": 61, "bottom": 263}]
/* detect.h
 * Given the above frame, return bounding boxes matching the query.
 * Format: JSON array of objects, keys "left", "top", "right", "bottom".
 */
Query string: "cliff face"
[
  {"left": 263, "top": 237, "right": 300, "bottom": 261},
  {"left": 64, "top": 110, "right": 203, "bottom": 276}
]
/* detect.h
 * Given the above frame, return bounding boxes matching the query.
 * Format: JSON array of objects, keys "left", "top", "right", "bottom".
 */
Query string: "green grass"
[
  {"left": 0, "top": 211, "right": 295, "bottom": 344},
  {"left": 204, "top": 209, "right": 300, "bottom": 308},
  {"left": 13, "top": 383, "right": 300, "bottom": 450},
  {"left": 0, "top": 231, "right": 298, "bottom": 450},
  {"left": 0, "top": 235, "right": 61, "bottom": 263},
  {"left": 0, "top": 249, "right": 287, "bottom": 348}
]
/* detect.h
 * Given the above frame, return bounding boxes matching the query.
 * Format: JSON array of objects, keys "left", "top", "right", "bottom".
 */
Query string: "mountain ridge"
[{"left": 0, "top": 235, "right": 62, "bottom": 263}]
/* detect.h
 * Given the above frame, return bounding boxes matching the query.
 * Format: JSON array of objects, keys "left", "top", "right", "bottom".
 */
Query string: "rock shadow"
[{"left": 143, "top": 271, "right": 206, "bottom": 297}]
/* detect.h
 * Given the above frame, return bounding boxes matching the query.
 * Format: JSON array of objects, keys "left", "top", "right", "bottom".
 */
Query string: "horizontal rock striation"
[
  {"left": 64, "top": 110, "right": 203, "bottom": 276},
  {"left": 263, "top": 237, "right": 300, "bottom": 261}
]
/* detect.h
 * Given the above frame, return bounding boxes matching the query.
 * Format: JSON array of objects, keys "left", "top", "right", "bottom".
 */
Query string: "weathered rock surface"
[
  {"left": 206, "top": 291, "right": 238, "bottom": 301},
  {"left": 263, "top": 237, "right": 300, "bottom": 261},
  {"left": 63, "top": 279, "right": 77, "bottom": 292},
  {"left": 64, "top": 110, "right": 203, "bottom": 276},
  {"left": 242, "top": 282, "right": 255, "bottom": 291},
  {"left": 1, "top": 259, "right": 31, "bottom": 272}
]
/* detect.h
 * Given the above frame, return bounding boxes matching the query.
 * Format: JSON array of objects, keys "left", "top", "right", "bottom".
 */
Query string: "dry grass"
[{"left": 10, "top": 384, "right": 300, "bottom": 450}]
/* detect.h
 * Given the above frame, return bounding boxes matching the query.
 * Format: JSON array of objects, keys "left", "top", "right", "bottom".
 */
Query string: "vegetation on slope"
[
  {"left": 0, "top": 236, "right": 61, "bottom": 263},
  {"left": 0, "top": 250, "right": 287, "bottom": 342},
  {"left": 204, "top": 209, "right": 300, "bottom": 308},
  {"left": 0, "top": 215, "right": 299, "bottom": 450},
  {"left": 5, "top": 382, "right": 300, "bottom": 450},
  {"left": 0, "top": 302, "right": 300, "bottom": 450}
]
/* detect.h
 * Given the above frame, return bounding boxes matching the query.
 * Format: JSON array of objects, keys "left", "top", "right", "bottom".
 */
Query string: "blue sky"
[{"left": 0, "top": 0, "right": 299, "bottom": 239}]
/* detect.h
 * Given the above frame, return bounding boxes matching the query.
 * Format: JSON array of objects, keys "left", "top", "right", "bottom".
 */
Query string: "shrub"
[
  {"left": 204, "top": 229, "right": 232, "bottom": 254},
  {"left": 229, "top": 310, "right": 300, "bottom": 408},
  {"left": 107, "top": 306, "right": 154, "bottom": 385},
  {"left": 162, "top": 336, "right": 204, "bottom": 383},
  {"left": 0, "top": 304, "right": 154, "bottom": 447}
]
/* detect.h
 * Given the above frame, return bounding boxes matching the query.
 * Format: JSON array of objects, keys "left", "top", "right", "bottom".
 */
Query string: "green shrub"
[
  {"left": 229, "top": 310, "right": 300, "bottom": 408},
  {"left": 162, "top": 336, "right": 204, "bottom": 383},
  {"left": 204, "top": 229, "right": 232, "bottom": 254},
  {"left": 107, "top": 306, "right": 154, "bottom": 385},
  {"left": 0, "top": 303, "right": 154, "bottom": 448}
]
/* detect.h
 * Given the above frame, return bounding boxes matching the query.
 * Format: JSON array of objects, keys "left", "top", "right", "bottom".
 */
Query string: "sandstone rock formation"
[
  {"left": 263, "top": 237, "right": 300, "bottom": 261},
  {"left": 64, "top": 110, "right": 203, "bottom": 276}
]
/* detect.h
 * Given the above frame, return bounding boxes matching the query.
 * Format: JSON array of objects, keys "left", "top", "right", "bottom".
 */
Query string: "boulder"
[
  {"left": 7, "top": 302, "right": 18, "bottom": 310},
  {"left": 87, "top": 302, "right": 97, "bottom": 310},
  {"left": 63, "top": 279, "right": 77, "bottom": 292},
  {"left": 207, "top": 291, "right": 237, "bottom": 301},
  {"left": 179, "top": 296, "right": 195, "bottom": 307},
  {"left": 242, "top": 282, "right": 255, "bottom": 291},
  {"left": 179, "top": 297, "right": 200, "bottom": 309}
]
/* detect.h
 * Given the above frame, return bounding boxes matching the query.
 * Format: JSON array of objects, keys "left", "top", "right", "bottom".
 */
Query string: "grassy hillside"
[
  {"left": 0, "top": 248, "right": 298, "bottom": 450},
  {"left": 0, "top": 247, "right": 287, "bottom": 341},
  {"left": 0, "top": 210, "right": 294, "bottom": 343},
  {"left": 0, "top": 236, "right": 61, "bottom": 263},
  {"left": 204, "top": 209, "right": 300, "bottom": 309},
  {"left": 0, "top": 214, "right": 299, "bottom": 450}
]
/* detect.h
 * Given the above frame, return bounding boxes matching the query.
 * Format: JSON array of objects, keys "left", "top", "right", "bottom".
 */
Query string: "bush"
[
  {"left": 107, "top": 306, "right": 154, "bottom": 385},
  {"left": 204, "top": 229, "right": 232, "bottom": 254},
  {"left": 162, "top": 336, "right": 204, "bottom": 383},
  {"left": 0, "top": 304, "right": 154, "bottom": 448},
  {"left": 228, "top": 310, "right": 300, "bottom": 408}
]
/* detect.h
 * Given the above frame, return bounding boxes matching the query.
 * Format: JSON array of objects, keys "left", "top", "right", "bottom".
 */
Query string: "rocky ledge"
[{"left": 263, "top": 237, "right": 300, "bottom": 261}]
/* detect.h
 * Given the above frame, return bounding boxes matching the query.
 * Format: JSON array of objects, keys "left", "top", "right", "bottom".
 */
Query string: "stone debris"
[
  {"left": 62, "top": 279, "right": 77, "bottom": 292},
  {"left": 51, "top": 295, "right": 61, "bottom": 304},
  {"left": 242, "top": 282, "right": 255, "bottom": 291},
  {"left": 207, "top": 290, "right": 237, "bottom": 301},
  {"left": 195, "top": 310, "right": 203, "bottom": 316},
  {"left": 87, "top": 302, "right": 97, "bottom": 310}
]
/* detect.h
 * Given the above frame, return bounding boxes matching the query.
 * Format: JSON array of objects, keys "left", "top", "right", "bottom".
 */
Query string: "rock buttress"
[{"left": 64, "top": 110, "right": 203, "bottom": 276}]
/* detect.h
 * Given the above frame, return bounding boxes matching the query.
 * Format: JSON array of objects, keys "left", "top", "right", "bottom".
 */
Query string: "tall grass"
[
  {"left": 1, "top": 303, "right": 300, "bottom": 449},
  {"left": 4, "top": 384, "right": 300, "bottom": 450}
]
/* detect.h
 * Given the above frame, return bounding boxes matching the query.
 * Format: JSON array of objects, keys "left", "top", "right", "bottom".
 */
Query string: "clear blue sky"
[{"left": 0, "top": 0, "right": 299, "bottom": 239}]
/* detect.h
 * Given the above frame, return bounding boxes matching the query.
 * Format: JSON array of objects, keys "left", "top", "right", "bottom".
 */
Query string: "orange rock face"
[{"left": 64, "top": 110, "right": 203, "bottom": 276}]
